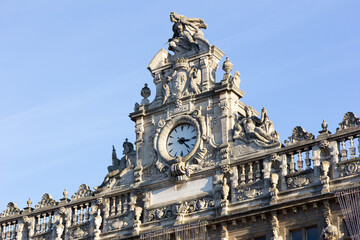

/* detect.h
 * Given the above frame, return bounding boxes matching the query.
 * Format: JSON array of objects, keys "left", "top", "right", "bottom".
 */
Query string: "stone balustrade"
[{"left": 1, "top": 113, "right": 359, "bottom": 239}]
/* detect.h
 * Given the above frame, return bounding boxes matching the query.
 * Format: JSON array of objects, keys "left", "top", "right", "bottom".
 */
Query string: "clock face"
[{"left": 167, "top": 123, "right": 197, "bottom": 158}]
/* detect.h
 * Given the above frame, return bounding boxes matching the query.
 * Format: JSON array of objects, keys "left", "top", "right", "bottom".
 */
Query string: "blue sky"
[{"left": 0, "top": 1, "right": 359, "bottom": 211}]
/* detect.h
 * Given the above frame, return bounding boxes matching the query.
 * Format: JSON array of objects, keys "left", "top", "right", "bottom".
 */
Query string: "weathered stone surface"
[{"left": 1, "top": 12, "right": 359, "bottom": 240}]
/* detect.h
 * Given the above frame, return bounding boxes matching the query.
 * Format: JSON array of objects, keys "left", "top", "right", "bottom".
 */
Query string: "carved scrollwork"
[
  {"left": 237, "top": 187, "right": 263, "bottom": 200},
  {"left": 107, "top": 217, "right": 129, "bottom": 231},
  {"left": 72, "top": 184, "right": 93, "bottom": 200},
  {"left": 35, "top": 193, "right": 58, "bottom": 209},
  {"left": 1, "top": 202, "right": 21, "bottom": 217},
  {"left": 148, "top": 196, "right": 214, "bottom": 222},
  {"left": 339, "top": 160, "right": 360, "bottom": 177},
  {"left": 69, "top": 223, "right": 90, "bottom": 239},
  {"left": 337, "top": 111, "right": 360, "bottom": 131},
  {"left": 286, "top": 173, "right": 313, "bottom": 189},
  {"left": 285, "top": 126, "right": 314, "bottom": 146}
]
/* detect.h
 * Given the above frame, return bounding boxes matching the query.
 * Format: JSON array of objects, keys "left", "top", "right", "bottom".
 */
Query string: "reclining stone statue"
[{"left": 234, "top": 106, "right": 280, "bottom": 148}]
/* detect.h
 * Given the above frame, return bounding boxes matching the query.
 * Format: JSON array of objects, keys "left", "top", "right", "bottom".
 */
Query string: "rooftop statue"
[
  {"left": 168, "top": 12, "right": 209, "bottom": 54},
  {"left": 97, "top": 139, "right": 136, "bottom": 190},
  {"left": 234, "top": 106, "right": 280, "bottom": 148}
]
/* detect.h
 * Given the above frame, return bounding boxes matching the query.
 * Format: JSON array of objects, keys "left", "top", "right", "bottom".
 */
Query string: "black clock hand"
[{"left": 184, "top": 142, "right": 190, "bottom": 149}]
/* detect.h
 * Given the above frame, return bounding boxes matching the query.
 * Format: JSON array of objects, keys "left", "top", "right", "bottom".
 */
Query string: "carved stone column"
[
  {"left": 279, "top": 154, "right": 288, "bottom": 191},
  {"left": 220, "top": 222, "right": 229, "bottom": 240},
  {"left": 16, "top": 219, "right": 24, "bottom": 240},
  {"left": 94, "top": 209, "right": 102, "bottom": 240},
  {"left": 321, "top": 161, "right": 330, "bottom": 193},
  {"left": 312, "top": 146, "right": 321, "bottom": 184},
  {"left": 153, "top": 72, "right": 163, "bottom": 104},
  {"left": 229, "top": 166, "right": 239, "bottom": 203},
  {"left": 329, "top": 140, "right": 340, "bottom": 179},
  {"left": 270, "top": 173, "right": 279, "bottom": 204}
]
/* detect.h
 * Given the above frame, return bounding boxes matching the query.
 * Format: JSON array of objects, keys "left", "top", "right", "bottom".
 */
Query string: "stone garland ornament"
[
  {"left": 284, "top": 126, "right": 314, "bottom": 146},
  {"left": 234, "top": 106, "right": 281, "bottom": 148}
]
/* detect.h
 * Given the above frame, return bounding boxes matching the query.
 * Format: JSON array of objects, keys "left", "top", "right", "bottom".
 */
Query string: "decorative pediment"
[
  {"left": 338, "top": 112, "right": 360, "bottom": 131},
  {"left": 35, "top": 193, "right": 58, "bottom": 209},
  {"left": 1, "top": 202, "right": 21, "bottom": 217},
  {"left": 72, "top": 184, "right": 93, "bottom": 200},
  {"left": 285, "top": 126, "right": 314, "bottom": 146},
  {"left": 148, "top": 48, "right": 171, "bottom": 72}
]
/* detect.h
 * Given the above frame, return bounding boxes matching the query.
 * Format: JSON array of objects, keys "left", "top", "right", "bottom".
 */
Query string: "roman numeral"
[
  {"left": 181, "top": 151, "right": 183, "bottom": 157},
  {"left": 168, "top": 143, "right": 173, "bottom": 146},
  {"left": 192, "top": 136, "right": 196, "bottom": 139},
  {"left": 181, "top": 125, "right": 184, "bottom": 131}
]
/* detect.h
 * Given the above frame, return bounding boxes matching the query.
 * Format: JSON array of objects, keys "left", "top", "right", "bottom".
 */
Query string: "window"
[{"left": 291, "top": 227, "right": 317, "bottom": 240}]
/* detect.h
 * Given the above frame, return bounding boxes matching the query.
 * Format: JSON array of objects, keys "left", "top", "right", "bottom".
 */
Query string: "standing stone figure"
[
  {"left": 320, "top": 217, "right": 338, "bottom": 240},
  {"left": 271, "top": 228, "right": 283, "bottom": 240}
]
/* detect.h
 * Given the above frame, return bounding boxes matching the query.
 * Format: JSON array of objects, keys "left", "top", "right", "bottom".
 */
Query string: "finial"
[
  {"left": 112, "top": 145, "right": 116, "bottom": 152},
  {"left": 222, "top": 57, "right": 233, "bottom": 74},
  {"left": 63, "top": 188, "right": 68, "bottom": 199},
  {"left": 125, "top": 138, "right": 128, "bottom": 142},
  {"left": 141, "top": 83, "right": 151, "bottom": 105},
  {"left": 319, "top": 119, "right": 331, "bottom": 135},
  {"left": 27, "top": 197, "right": 32, "bottom": 208},
  {"left": 222, "top": 57, "right": 233, "bottom": 81},
  {"left": 322, "top": 119, "right": 328, "bottom": 131}
]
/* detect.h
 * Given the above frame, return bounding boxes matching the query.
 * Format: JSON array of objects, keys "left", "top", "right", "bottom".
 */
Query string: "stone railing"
[{"left": 1, "top": 112, "right": 359, "bottom": 239}]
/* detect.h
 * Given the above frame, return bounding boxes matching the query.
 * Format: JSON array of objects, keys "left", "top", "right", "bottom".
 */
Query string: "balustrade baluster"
[
  {"left": 79, "top": 205, "right": 84, "bottom": 223},
  {"left": 255, "top": 161, "right": 261, "bottom": 181},
  {"left": 240, "top": 165, "right": 246, "bottom": 185},
  {"left": 349, "top": 136, "right": 356, "bottom": 159},
  {"left": 85, "top": 203, "right": 90, "bottom": 221},
  {"left": 47, "top": 213, "right": 52, "bottom": 231},
  {"left": 123, "top": 195, "right": 128, "bottom": 213},
  {"left": 297, "top": 150, "right": 303, "bottom": 172},
  {"left": 289, "top": 153, "right": 295, "bottom": 173},
  {"left": 111, "top": 197, "right": 116, "bottom": 216},
  {"left": 42, "top": 214, "right": 46, "bottom": 232},
  {"left": 358, "top": 135, "right": 360, "bottom": 156},
  {"left": 117, "top": 196, "right": 123, "bottom": 215},
  {"left": 341, "top": 139, "right": 348, "bottom": 161},
  {"left": 305, "top": 148, "right": 311, "bottom": 170},
  {"left": 73, "top": 206, "right": 78, "bottom": 225},
  {"left": 11, "top": 221, "right": 16, "bottom": 239},
  {"left": 248, "top": 163, "right": 254, "bottom": 183},
  {"left": 36, "top": 215, "right": 41, "bottom": 234},
  {"left": 7, "top": 223, "right": 11, "bottom": 239},
  {"left": 2, "top": 223, "right": 6, "bottom": 240}
]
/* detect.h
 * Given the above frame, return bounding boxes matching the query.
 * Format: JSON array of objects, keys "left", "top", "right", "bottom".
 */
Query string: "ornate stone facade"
[{"left": 1, "top": 12, "right": 359, "bottom": 240}]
